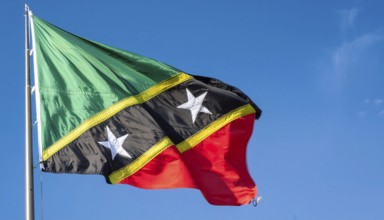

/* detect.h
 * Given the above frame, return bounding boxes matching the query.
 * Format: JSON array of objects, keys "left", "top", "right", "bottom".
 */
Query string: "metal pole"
[{"left": 25, "top": 5, "right": 35, "bottom": 220}]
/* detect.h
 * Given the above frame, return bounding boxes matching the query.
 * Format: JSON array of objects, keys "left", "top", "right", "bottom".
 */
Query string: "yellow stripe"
[
  {"left": 42, "top": 73, "right": 192, "bottom": 161},
  {"left": 176, "top": 104, "right": 256, "bottom": 153},
  {"left": 108, "top": 137, "right": 174, "bottom": 184},
  {"left": 107, "top": 104, "right": 256, "bottom": 183}
]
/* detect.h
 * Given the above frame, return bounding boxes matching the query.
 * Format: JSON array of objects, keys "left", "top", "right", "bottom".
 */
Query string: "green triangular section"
[{"left": 32, "top": 16, "right": 181, "bottom": 150}]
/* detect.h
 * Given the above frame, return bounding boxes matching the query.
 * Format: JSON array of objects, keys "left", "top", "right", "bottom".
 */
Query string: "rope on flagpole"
[
  {"left": 32, "top": 161, "right": 45, "bottom": 220},
  {"left": 38, "top": 166, "right": 44, "bottom": 220}
]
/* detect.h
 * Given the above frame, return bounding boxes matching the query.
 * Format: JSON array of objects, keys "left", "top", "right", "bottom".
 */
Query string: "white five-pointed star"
[
  {"left": 177, "top": 88, "right": 212, "bottom": 123},
  {"left": 98, "top": 126, "right": 132, "bottom": 159}
]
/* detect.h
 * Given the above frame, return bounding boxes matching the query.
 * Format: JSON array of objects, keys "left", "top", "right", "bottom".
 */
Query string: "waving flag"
[{"left": 31, "top": 15, "right": 261, "bottom": 205}]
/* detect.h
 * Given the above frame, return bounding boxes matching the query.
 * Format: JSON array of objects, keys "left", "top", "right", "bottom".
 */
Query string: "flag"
[{"left": 30, "top": 15, "right": 262, "bottom": 206}]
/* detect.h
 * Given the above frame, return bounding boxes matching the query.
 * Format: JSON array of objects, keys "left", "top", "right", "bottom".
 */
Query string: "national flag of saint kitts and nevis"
[{"left": 30, "top": 12, "right": 262, "bottom": 206}]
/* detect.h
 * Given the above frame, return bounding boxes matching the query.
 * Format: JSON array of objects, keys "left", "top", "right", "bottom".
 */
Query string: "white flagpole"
[{"left": 25, "top": 4, "right": 35, "bottom": 220}]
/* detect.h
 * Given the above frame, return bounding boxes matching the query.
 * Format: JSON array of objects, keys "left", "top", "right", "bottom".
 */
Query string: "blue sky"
[{"left": 1, "top": 1, "right": 384, "bottom": 219}]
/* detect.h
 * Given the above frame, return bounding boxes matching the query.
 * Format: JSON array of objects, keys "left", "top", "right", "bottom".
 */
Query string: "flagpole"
[{"left": 25, "top": 5, "right": 35, "bottom": 220}]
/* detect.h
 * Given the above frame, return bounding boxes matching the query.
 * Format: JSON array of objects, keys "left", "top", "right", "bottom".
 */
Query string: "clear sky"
[{"left": 1, "top": 0, "right": 384, "bottom": 219}]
